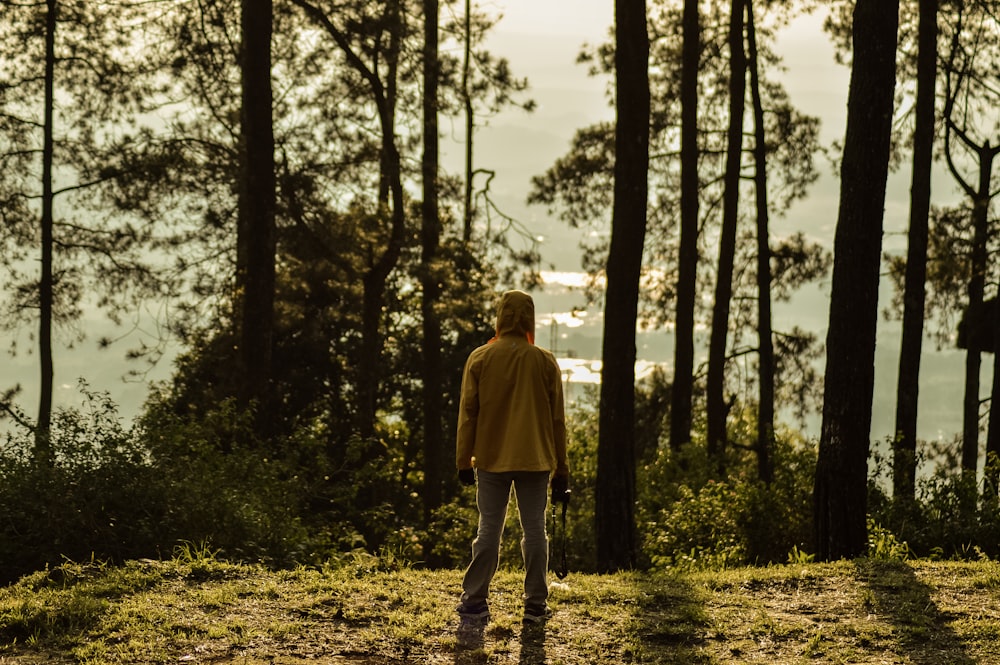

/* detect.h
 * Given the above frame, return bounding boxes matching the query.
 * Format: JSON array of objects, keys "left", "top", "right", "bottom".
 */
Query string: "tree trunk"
[
  {"left": 814, "top": 0, "right": 899, "bottom": 561},
  {"left": 962, "top": 164, "right": 991, "bottom": 475},
  {"left": 361, "top": 1, "right": 406, "bottom": 438},
  {"left": 236, "top": 0, "right": 276, "bottom": 412},
  {"left": 36, "top": 0, "right": 57, "bottom": 462},
  {"left": 986, "top": 298, "right": 1000, "bottom": 498},
  {"left": 937, "top": 1, "right": 1000, "bottom": 487},
  {"left": 669, "top": 0, "right": 699, "bottom": 452},
  {"left": 462, "top": 0, "right": 474, "bottom": 242},
  {"left": 747, "top": 0, "right": 773, "bottom": 485},
  {"left": 421, "top": 0, "right": 444, "bottom": 522},
  {"left": 893, "top": 0, "right": 937, "bottom": 503},
  {"left": 706, "top": 0, "right": 746, "bottom": 473},
  {"left": 596, "top": 0, "right": 648, "bottom": 573}
]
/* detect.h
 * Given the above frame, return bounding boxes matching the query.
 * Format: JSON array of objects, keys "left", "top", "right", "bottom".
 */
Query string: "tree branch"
[
  {"left": 0, "top": 112, "right": 44, "bottom": 129},
  {"left": 289, "top": 0, "right": 384, "bottom": 100}
]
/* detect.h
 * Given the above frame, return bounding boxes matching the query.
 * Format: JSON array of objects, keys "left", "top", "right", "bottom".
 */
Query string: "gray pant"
[{"left": 461, "top": 470, "right": 550, "bottom": 608}]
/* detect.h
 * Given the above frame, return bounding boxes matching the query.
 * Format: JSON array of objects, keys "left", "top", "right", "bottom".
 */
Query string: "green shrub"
[
  {"left": 637, "top": 416, "right": 815, "bottom": 571},
  {"left": 868, "top": 435, "right": 1000, "bottom": 560},
  {"left": 646, "top": 481, "right": 748, "bottom": 570},
  {"left": 867, "top": 518, "right": 911, "bottom": 562},
  {"left": 0, "top": 384, "right": 312, "bottom": 582},
  {"left": 0, "top": 385, "right": 163, "bottom": 582},
  {"left": 14, "top": 376, "right": 1000, "bottom": 583},
  {"left": 515, "top": 392, "right": 818, "bottom": 573},
  {"left": 425, "top": 501, "right": 477, "bottom": 569}
]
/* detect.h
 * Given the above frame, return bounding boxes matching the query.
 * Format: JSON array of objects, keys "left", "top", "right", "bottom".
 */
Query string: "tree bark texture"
[
  {"left": 596, "top": 0, "right": 649, "bottom": 573},
  {"left": 986, "top": 304, "right": 1000, "bottom": 496},
  {"left": 747, "top": 0, "right": 774, "bottom": 484},
  {"left": 814, "top": 0, "right": 899, "bottom": 561},
  {"left": 893, "top": 0, "right": 937, "bottom": 503},
  {"left": 36, "top": 0, "right": 57, "bottom": 461},
  {"left": 962, "top": 155, "right": 992, "bottom": 475},
  {"left": 236, "top": 0, "right": 276, "bottom": 410},
  {"left": 462, "top": 0, "right": 474, "bottom": 242},
  {"left": 358, "top": 1, "right": 406, "bottom": 438},
  {"left": 706, "top": 0, "right": 747, "bottom": 472},
  {"left": 421, "top": 0, "right": 444, "bottom": 520},
  {"left": 670, "top": 0, "right": 700, "bottom": 452}
]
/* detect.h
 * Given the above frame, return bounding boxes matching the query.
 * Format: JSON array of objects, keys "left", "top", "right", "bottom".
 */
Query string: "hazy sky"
[{"left": 3, "top": 2, "right": 978, "bottom": 450}]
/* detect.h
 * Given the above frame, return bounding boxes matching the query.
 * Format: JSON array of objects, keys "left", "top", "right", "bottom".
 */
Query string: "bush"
[
  {"left": 638, "top": 420, "right": 815, "bottom": 571},
  {"left": 0, "top": 384, "right": 312, "bottom": 583},
  {"left": 13, "top": 378, "right": 1000, "bottom": 584},
  {"left": 0, "top": 385, "right": 162, "bottom": 582},
  {"left": 868, "top": 435, "right": 1000, "bottom": 560},
  {"left": 646, "top": 481, "right": 748, "bottom": 570},
  {"left": 425, "top": 501, "right": 477, "bottom": 569},
  {"left": 505, "top": 392, "right": 817, "bottom": 573}
]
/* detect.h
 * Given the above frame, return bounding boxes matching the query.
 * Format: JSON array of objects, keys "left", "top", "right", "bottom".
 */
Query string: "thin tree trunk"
[
  {"left": 36, "top": 0, "right": 57, "bottom": 462},
  {"left": 747, "top": 0, "right": 773, "bottom": 485},
  {"left": 938, "top": 3, "right": 1000, "bottom": 485},
  {"left": 236, "top": 0, "right": 276, "bottom": 412},
  {"left": 893, "top": 0, "right": 937, "bottom": 503},
  {"left": 362, "top": 1, "right": 406, "bottom": 437},
  {"left": 462, "top": 0, "right": 474, "bottom": 242},
  {"left": 421, "top": 0, "right": 443, "bottom": 522},
  {"left": 986, "top": 300, "right": 1000, "bottom": 498},
  {"left": 706, "top": 0, "right": 746, "bottom": 473},
  {"left": 670, "top": 0, "right": 699, "bottom": 452},
  {"left": 814, "top": 0, "right": 899, "bottom": 561},
  {"left": 962, "top": 167, "right": 991, "bottom": 475},
  {"left": 596, "top": 0, "right": 648, "bottom": 573}
]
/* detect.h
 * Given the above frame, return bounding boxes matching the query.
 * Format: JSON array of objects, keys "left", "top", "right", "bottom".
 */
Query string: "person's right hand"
[{"left": 459, "top": 468, "right": 476, "bottom": 487}]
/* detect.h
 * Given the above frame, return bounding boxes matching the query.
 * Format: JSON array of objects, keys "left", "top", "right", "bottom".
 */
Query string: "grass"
[{"left": 1, "top": 553, "right": 999, "bottom": 664}]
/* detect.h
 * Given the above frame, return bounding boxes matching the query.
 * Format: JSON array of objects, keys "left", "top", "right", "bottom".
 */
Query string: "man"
[{"left": 455, "top": 289, "right": 570, "bottom": 625}]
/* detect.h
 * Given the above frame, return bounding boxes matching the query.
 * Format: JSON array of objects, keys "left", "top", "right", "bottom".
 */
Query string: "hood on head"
[{"left": 495, "top": 290, "right": 535, "bottom": 340}]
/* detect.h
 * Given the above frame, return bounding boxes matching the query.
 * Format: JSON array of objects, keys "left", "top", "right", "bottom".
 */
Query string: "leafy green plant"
[
  {"left": 787, "top": 545, "right": 815, "bottom": 564},
  {"left": 867, "top": 519, "right": 911, "bottom": 562},
  {"left": 646, "top": 482, "right": 748, "bottom": 570},
  {"left": 635, "top": 409, "right": 814, "bottom": 571},
  {"left": 868, "top": 434, "right": 1000, "bottom": 559},
  {"left": 425, "top": 502, "right": 477, "bottom": 568}
]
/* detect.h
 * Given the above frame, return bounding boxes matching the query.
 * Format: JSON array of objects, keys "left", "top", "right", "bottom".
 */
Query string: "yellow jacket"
[{"left": 456, "top": 290, "right": 569, "bottom": 475}]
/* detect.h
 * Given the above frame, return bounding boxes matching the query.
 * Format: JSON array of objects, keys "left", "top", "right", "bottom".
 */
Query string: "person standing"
[{"left": 455, "top": 290, "right": 570, "bottom": 624}]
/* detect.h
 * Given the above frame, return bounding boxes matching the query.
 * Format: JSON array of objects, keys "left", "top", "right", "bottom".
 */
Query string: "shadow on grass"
[
  {"left": 855, "top": 560, "right": 975, "bottom": 665},
  {"left": 632, "top": 574, "right": 712, "bottom": 664},
  {"left": 453, "top": 620, "right": 487, "bottom": 665},
  {"left": 518, "top": 621, "right": 546, "bottom": 664},
  {"left": 451, "top": 618, "right": 546, "bottom": 664}
]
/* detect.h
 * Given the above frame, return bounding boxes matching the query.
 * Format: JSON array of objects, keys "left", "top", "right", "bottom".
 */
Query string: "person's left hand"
[{"left": 550, "top": 473, "right": 570, "bottom": 504}]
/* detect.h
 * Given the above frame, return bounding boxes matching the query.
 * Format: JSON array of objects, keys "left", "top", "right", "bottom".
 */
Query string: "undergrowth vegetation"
[{"left": 1, "top": 380, "right": 999, "bottom": 586}]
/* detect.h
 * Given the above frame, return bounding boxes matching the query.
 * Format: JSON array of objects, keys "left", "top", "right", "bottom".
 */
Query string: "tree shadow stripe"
[{"left": 855, "top": 560, "right": 976, "bottom": 665}]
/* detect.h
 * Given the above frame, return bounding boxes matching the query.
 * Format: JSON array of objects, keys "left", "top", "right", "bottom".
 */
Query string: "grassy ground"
[{"left": 1, "top": 551, "right": 999, "bottom": 664}]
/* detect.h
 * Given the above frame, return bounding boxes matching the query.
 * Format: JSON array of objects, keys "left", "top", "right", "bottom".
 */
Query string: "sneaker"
[
  {"left": 457, "top": 601, "right": 490, "bottom": 625},
  {"left": 522, "top": 604, "right": 552, "bottom": 623}
]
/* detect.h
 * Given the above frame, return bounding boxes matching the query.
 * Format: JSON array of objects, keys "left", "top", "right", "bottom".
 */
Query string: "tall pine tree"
[
  {"left": 815, "top": 0, "right": 899, "bottom": 560},
  {"left": 596, "top": 0, "right": 649, "bottom": 572}
]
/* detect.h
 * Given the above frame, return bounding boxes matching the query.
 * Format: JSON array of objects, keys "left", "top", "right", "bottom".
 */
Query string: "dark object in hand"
[
  {"left": 459, "top": 468, "right": 476, "bottom": 486},
  {"left": 550, "top": 474, "right": 570, "bottom": 504}
]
